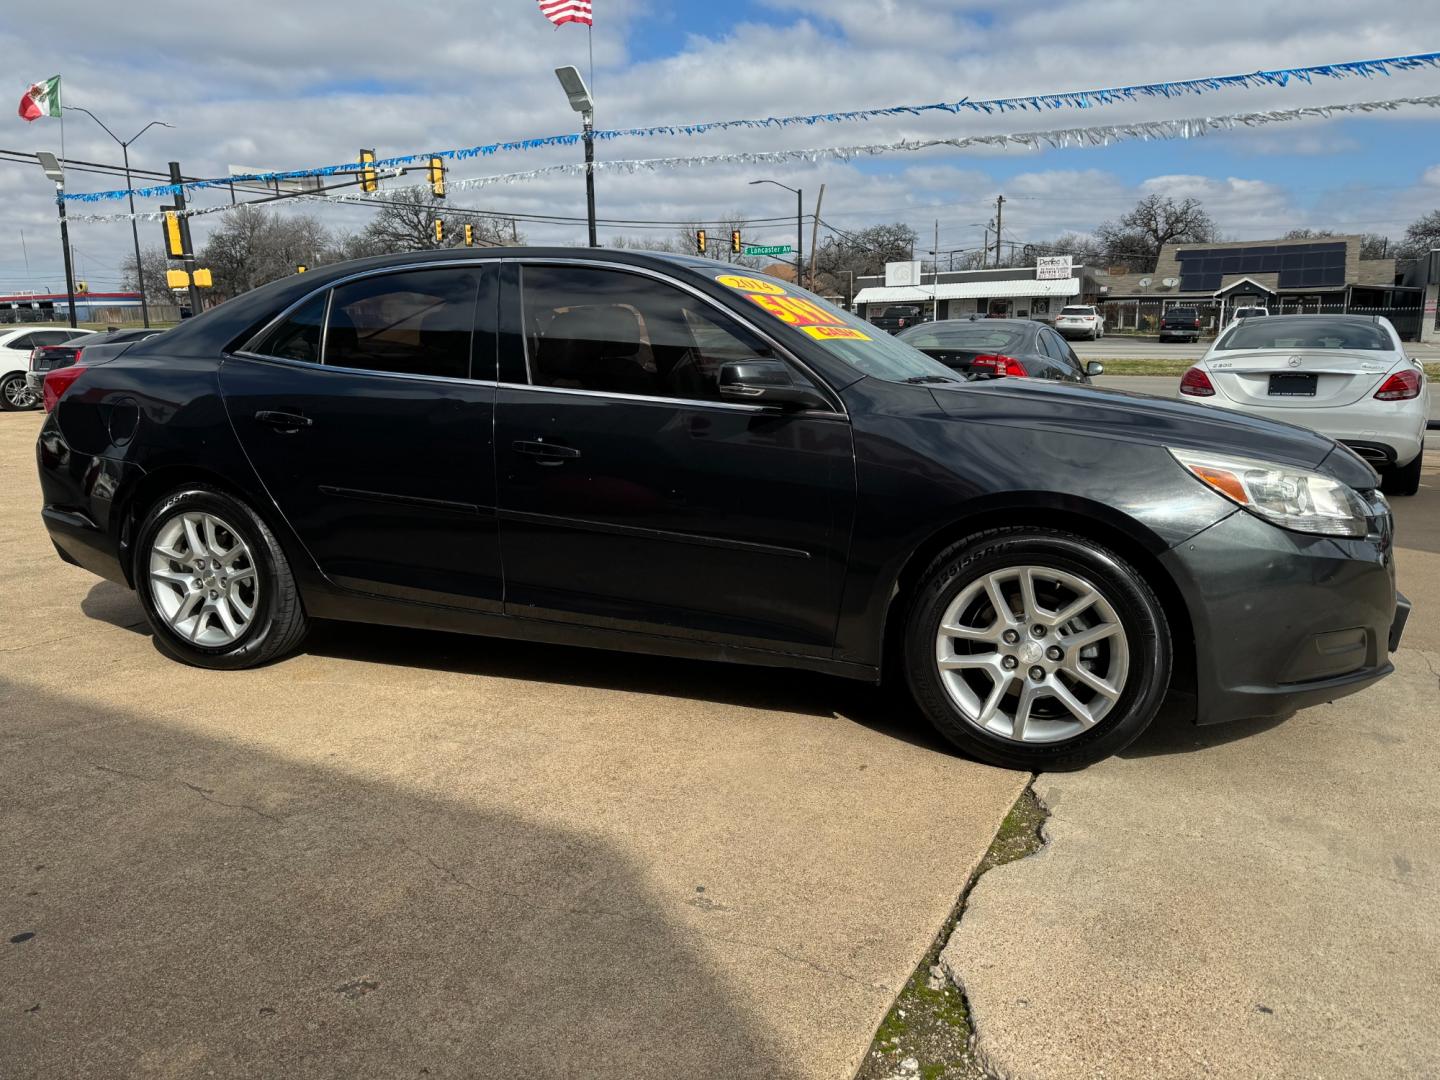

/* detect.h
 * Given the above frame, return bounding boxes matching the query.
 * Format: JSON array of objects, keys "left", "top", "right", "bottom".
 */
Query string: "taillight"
[
  {"left": 1191, "top": 320, "right": 1200, "bottom": 328},
  {"left": 43, "top": 365, "right": 86, "bottom": 412},
  {"left": 1373, "top": 369, "right": 1421, "bottom": 401},
  {"left": 971, "top": 354, "right": 1028, "bottom": 378},
  {"left": 1179, "top": 366, "right": 1215, "bottom": 396}
]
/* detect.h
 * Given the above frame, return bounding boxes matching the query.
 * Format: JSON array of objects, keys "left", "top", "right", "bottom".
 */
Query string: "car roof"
[{"left": 913, "top": 317, "right": 1036, "bottom": 328}]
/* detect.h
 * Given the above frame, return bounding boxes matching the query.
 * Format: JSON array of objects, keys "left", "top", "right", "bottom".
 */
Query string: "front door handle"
[
  {"left": 512, "top": 439, "right": 580, "bottom": 465},
  {"left": 255, "top": 409, "right": 313, "bottom": 431}
]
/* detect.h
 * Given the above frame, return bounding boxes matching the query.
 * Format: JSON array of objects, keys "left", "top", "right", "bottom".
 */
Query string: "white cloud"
[{"left": 2, "top": 0, "right": 1437, "bottom": 291}]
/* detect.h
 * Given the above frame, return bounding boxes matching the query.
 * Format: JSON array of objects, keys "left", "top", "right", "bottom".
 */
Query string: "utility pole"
[
  {"left": 808, "top": 184, "right": 824, "bottom": 292},
  {"left": 932, "top": 219, "right": 941, "bottom": 321},
  {"left": 169, "top": 162, "right": 202, "bottom": 317},
  {"left": 994, "top": 194, "right": 1005, "bottom": 267}
]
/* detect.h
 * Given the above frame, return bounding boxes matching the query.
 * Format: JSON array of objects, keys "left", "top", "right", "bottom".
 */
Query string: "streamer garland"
[
  {"left": 67, "top": 94, "right": 1440, "bottom": 225},
  {"left": 60, "top": 50, "right": 1440, "bottom": 204}
]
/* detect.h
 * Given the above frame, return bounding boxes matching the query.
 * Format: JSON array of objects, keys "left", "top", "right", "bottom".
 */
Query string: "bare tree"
[
  {"left": 356, "top": 189, "right": 512, "bottom": 253},
  {"left": 199, "top": 204, "right": 331, "bottom": 299},
  {"left": 1094, "top": 194, "right": 1217, "bottom": 269},
  {"left": 121, "top": 245, "right": 174, "bottom": 304},
  {"left": 1395, "top": 211, "right": 1440, "bottom": 260},
  {"left": 811, "top": 222, "right": 919, "bottom": 296}
]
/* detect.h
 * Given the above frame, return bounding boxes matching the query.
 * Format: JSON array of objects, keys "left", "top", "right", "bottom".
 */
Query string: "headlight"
[{"left": 1169, "top": 448, "right": 1371, "bottom": 538}]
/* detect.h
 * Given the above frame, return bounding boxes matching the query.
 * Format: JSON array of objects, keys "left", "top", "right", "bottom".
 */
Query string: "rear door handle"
[
  {"left": 255, "top": 409, "right": 313, "bottom": 431},
  {"left": 512, "top": 439, "right": 580, "bottom": 465}
]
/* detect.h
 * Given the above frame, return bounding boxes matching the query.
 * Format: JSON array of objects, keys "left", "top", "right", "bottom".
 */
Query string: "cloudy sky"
[{"left": 4, "top": 0, "right": 1439, "bottom": 294}]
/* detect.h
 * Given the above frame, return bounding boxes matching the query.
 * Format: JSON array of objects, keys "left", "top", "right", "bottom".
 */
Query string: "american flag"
[{"left": 538, "top": 0, "right": 592, "bottom": 26}]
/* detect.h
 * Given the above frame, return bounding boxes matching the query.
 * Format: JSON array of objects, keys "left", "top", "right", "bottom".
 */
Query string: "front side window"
[
  {"left": 326, "top": 269, "right": 479, "bottom": 379},
  {"left": 521, "top": 265, "right": 773, "bottom": 401}
]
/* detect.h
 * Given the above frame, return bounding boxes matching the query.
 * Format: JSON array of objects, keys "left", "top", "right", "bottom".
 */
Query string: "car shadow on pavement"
[
  {"left": 80, "top": 580, "right": 954, "bottom": 756},
  {"left": 0, "top": 676, "right": 799, "bottom": 1080},
  {"left": 1120, "top": 695, "right": 1292, "bottom": 758}
]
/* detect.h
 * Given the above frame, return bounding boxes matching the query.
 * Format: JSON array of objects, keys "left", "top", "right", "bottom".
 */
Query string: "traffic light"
[
  {"left": 75, "top": 280, "right": 88, "bottom": 293},
  {"left": 433, "top": 218, "right": 444, "bottom": 244},
  {"left": 161, "top": 207, "right": 185, "bottom": 258},
  {"left": 296, "top": 265, "right": 308, "bottom": 274},
  {"left": 731, "top": 230, "right": 742, "bottom": 254},
  {"left": 463, "top": 223, "right": 474, "bottom": 247},
  {"left": 696, "top": 229, "right": 706, "bottom": 254},
  {"left": 358, "top": 148, "right": 378, "bottom": 193},
  {"left": 192, "top": 269, "right": 213, "bottom": 288},
  {"left": 165, "top": 269, "right": 189, "bottom": 289},
  {"left": 428, "top": 156, "right": 446, "bottom": 199}
]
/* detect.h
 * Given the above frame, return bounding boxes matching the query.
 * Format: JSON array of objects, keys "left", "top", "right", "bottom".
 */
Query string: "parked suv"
[
  {"left": 35, "top": 249, "right": 1408, "bottom": 771},
  {"left": 1054, "top": 305, "right": 1105, "bottom": 340},
  {"left": 1159, "top": 307, "right": 1203, "bottom": 343}
]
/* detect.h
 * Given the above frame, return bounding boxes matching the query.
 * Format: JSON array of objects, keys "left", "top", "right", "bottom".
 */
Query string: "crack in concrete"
[{"left": 90, "top": 763, "right": 282, "bottom": 823}]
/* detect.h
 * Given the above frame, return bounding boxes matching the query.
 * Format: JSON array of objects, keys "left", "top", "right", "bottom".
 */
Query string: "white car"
[
  {"left": 1054, "top": 305, "right": 1105, "bottom": 340},
  {"left": 1180, "top": 314, "right": 1428, "bottom": 495},
  {"left": 1, "top": 325, "right": 92, "bottom": 410}
]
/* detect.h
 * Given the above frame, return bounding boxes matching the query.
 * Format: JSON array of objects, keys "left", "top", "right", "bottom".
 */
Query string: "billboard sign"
[{"left": 1035, "top": 255, "right": 1073, "bottom": 281}]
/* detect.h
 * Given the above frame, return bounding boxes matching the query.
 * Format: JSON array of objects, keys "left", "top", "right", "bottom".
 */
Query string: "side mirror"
[
  {"left": 1085, "top": 361, "right": 1105, "bottom": 377},
  {"left": 718, "top": 360, "right": 830, "bottom": 410}
]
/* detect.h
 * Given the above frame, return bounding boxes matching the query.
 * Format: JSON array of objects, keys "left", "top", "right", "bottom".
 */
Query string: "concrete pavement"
[
  {"left": 0, "top": 411, "right": 1026, "bottom": 1080},
  {"left": 941, "top": 453, "right": 1440, "bottom": 1078},
  {"left": 1074, "top": 335, "right": 1440, "bottom": 362},
  {"left": 1095, "top": 374, "right": 1440, "bottom": 424}
]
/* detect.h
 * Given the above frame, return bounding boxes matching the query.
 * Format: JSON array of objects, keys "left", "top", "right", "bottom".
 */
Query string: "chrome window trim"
[
  {"left": 509, "top": 257, "right": 848, "bottom": 418},
  {"left": 493, "top": 379, "right": 845, "bottom": 420},
  {"left": 228, "top": 349, "right": 499, "bottom": 389},
  {"left": 238, "top": 258, "right": 505, "bottom": 361}
]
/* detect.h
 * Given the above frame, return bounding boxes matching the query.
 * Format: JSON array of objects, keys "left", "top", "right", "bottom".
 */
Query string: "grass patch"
[{"left": 855, "top": 787, "right": 1046, "bottom": 1080}]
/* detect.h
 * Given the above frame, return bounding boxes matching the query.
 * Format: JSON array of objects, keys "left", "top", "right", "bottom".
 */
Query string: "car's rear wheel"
[
  {"left": 905, "top": 528, "right": 1171, "bottom": 770},
  {"left": 1382, "top": 448, "right": 1423, "bottom": 497},
  {"left": 1, "top": 373, "right": 37, "bottom": 411},
  {"left": 134, "top": 486, "right": 308, "bottom": 669}
]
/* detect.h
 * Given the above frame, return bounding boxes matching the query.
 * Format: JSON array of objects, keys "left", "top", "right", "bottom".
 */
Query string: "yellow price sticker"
[
  {"left": 802, "top": 325, "right": 871, "bottom": 341},
  {"left": 716, "top": 274, "right": 786, "bottom": 295}
]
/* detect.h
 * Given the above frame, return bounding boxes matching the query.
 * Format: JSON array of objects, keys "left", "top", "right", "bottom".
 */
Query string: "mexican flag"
[{"left": 18, "top": 76, "right": 61, "bottom": 121}]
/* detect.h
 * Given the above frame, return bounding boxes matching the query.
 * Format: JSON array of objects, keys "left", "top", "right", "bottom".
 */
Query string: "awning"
[{"left": 853, "top": 278, "right": 1081, "bottom": 305}]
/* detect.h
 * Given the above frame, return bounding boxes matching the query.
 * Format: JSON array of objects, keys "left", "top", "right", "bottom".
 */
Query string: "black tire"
[
  {"left": 1, "top": 372, "right": 37, "bottom": 411},
  {"left": 133, "top": 485, "right": 308, "bottom": 669},
  {"left": 1382, "top": 449, "right": 1423, "bottom": 497},
  {"left": 904, "top": 527, "right": 1172, "bottom": 771}
]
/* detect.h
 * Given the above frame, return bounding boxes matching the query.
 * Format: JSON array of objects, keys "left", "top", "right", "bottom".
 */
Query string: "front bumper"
[{"left": 1160, "top": 503, "right": 1404, "bottom": 726}]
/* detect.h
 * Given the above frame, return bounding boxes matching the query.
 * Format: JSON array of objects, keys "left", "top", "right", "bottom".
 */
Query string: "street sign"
[{"left": 744, "top": 244, "right": 793, "bottom": 257}]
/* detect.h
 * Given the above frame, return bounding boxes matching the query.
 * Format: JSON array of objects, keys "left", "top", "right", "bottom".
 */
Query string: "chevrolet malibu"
[{"left": 35, "top": 250, "right": 1410, "bottom": 769}]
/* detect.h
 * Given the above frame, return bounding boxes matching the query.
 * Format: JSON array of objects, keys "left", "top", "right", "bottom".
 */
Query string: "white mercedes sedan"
[{"left": 1180, "top": 314, "right": 1427, "bottom": 495}]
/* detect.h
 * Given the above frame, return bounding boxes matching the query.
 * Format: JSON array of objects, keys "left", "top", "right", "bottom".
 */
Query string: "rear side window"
[
  {"left": 520, "top": 265, "right": 772, "bottom": 401},
  {"left": 28, "top": 331, "right": 76, "bottom": 347},
  {"left": 326, "top": 269, "right": 479, "bottom": 379},
  {"left": 252, "top": 293, "right": 326, "bottom": 363}
]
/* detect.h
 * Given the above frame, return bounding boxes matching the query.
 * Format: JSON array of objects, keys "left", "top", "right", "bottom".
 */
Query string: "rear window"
[
  {"left": 1215, "top": 317, "right": 1392, "bottom": 352},
  {"left": 1059, "top": 307, "right": 1094, "bottom": 316},
  {"left": 1166, "top": 308, "right": 1198, "bottom": 318},
  {"left": 898, "top": 324, "right": 1027, "bottom": 352}
]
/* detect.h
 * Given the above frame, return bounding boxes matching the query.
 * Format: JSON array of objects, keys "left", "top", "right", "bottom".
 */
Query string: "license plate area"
[{"left": 1268, "top": 373, "right": 1317, "bottom": 397}]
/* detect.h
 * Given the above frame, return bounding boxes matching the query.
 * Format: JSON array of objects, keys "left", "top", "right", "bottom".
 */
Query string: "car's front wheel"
[
  {"left": 1, "top": 373, "right": 38, "bottom": 411},
  {"left": 905, "top": 528, "right": 1171, "bottom": 770},
  {"left": 134, "top": 486, "right": 308, "bottom": 669}
]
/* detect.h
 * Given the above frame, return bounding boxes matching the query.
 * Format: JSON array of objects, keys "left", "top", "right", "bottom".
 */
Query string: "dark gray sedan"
[{"left": 896, "top": 317, "right": 1103, "bottom": 382}]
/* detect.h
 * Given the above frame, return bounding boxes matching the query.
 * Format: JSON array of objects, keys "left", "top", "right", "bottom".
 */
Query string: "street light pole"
[
  {"left": 64, "top": 109, "right": 173, "bottom": 328},
  {"left": 748, "top": 179, "right": 803, "bottom": 287},
  {"left": 36, "top": 153, "right": 77, "bottom": 329},
  {"left": 555, "top": 67, "right": 598, "bottom": 247}
]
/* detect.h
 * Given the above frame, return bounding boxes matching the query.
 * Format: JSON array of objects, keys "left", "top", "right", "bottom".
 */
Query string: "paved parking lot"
[
  {"left": 943, "top": 451, "right": 1440, "bottom": 1078},
  {"left": 1074, "top": 336, "right": 1440, "bottom": 362},
  {"left": 0, "top": 411, "right": 1025, "bottom": 1079}
]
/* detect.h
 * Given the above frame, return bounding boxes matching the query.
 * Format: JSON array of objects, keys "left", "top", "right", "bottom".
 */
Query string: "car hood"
[{"left": 926, "top": 378, "right": 1376, "bottom": 488}]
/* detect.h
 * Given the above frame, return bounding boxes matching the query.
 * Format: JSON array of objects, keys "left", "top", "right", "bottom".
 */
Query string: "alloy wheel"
[
  {"left": 148, "top": 511, "right": 259, "bottom": 647},
  {"left": 3, "top": 377, "right": 37, "bottom": 409},
  {"left": 934, "top": 564, "right": 1129, "bottom": 744}
]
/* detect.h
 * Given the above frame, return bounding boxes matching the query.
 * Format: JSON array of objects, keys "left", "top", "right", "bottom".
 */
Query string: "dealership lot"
[{"left": 0, "top": 410, "right": 1025, "bottom": 1080}]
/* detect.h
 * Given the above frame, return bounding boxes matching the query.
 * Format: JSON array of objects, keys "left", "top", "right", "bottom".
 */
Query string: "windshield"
[
  {"left": 899, "top": 323, "right": 1027, "bottom": 352},
  {"left": 1215, "top": 317, "right": 1393, "bottom": 351},
  {"left": 707, "top": 270, "right": 957, "bottom": 382}
]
